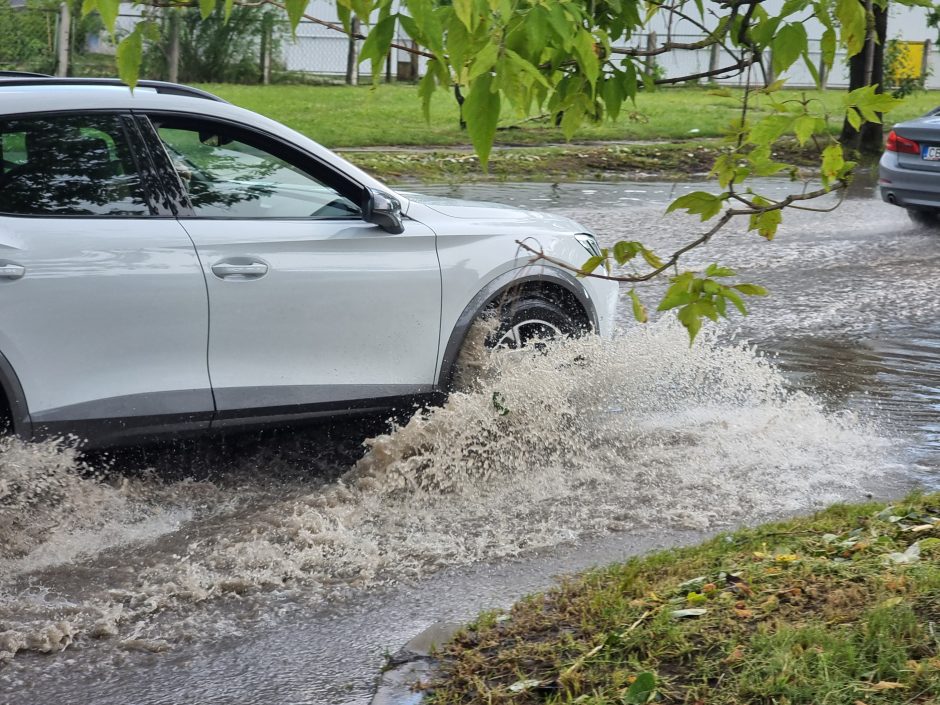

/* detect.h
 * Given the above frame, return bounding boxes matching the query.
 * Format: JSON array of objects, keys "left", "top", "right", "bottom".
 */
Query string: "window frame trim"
[
  {"left": 0, "top": 108, "right": 170, "bottom": 220},
  {"left": 132, "top": 110, "right": 369, "bottom": 222}
]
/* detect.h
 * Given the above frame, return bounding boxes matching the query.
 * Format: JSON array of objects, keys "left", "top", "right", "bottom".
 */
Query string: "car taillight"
[{"left": 886, "top": 130, "right": 920, "bottom": 154}]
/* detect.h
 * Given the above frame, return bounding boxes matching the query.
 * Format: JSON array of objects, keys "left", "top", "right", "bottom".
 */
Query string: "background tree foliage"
[{"left": 84, "top": 0, "right": 931, "bottom": 339}]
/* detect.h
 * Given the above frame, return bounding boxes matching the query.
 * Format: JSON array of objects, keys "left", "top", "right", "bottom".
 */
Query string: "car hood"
[{"left": 400, "top": 192, "right": 587, "bottom": 233}]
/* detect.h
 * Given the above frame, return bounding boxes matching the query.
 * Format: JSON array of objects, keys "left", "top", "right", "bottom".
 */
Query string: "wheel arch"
[
  {"left": 0, "top": 349, "right": 31, "bottom": 438},
  {"left": 436, "top": 265, "right": 598, "bottom": 389}
]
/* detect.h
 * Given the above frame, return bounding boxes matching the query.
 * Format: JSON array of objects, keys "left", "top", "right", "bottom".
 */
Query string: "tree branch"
[
  {"left": 514, "top": 180, "right": 846, "bottom": 284},
  {"left": 262, "top": 0, "right": 436, "bottom": 59},
  {"left": 653, "top": 54, "right": 756, "bottom": 85}
]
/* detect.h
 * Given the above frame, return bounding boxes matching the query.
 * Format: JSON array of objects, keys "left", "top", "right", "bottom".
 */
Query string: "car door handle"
[
  {"left": 0, "top": 263, "right": 25, "bottom": 280},
  {"left": 211, "top": 260, "right": 269, "bottom": 280}
]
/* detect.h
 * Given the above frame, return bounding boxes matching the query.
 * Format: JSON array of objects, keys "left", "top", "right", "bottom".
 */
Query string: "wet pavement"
[{"left": 3, "top": 174, "right": 939, "bottom": 705}]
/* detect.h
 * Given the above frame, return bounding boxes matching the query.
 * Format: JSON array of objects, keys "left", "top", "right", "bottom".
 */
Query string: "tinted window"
[
  {"left": 0, "top": 114, "right": 150, "bottom": 217},
  {"left": 152, "top": 119, "right": 361, "bottom": 219}
]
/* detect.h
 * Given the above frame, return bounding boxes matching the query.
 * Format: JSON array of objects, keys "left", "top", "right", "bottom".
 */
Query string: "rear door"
[
  {"left": 0, "top": 111, "right": 213, "bottom": 441},
  {"left": 137, "top": 113, "right": 441, "bottom": 420}
]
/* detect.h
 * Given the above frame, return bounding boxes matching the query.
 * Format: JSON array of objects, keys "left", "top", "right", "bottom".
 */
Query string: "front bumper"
[{"left": 580, "top": 275, "right": 620, "bottom": 338}]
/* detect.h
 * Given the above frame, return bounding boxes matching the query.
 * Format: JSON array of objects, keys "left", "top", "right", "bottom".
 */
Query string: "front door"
[{"left": 140, "top": 114, "right": 441, "bottom": 418}]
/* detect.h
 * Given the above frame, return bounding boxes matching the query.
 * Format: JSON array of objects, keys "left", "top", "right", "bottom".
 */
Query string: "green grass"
[
  {"left": 194, "top": 83, "right": 940, "bottom": 149},
  {"left": 428, "top": 493, "right": 940, "bottom": 705}
]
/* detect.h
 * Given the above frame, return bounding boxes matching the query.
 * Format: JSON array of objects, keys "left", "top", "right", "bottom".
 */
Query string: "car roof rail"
[
  {"left": 0, "top": 70, "right": 51, "bottom": 77},
  {"left": 0, "top": 76, "right": 228, "bottom": 103}
]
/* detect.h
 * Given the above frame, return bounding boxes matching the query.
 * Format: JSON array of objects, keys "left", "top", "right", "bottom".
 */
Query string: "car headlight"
[{"left": 575, "top": 233, "right": 602, "bottom": 258}]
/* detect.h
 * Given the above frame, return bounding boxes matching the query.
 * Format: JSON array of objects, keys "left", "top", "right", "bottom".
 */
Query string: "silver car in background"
[{"left": 879, "top": 110, "right": 940, "bottom": 226}]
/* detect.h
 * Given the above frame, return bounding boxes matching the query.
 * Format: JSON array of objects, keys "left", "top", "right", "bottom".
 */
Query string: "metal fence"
[
  {"left": 0, "top": 5, "right": 59, "bottom": 74},
  {"left": 3, "top": 9, "right": 940, "bottom": 92}
]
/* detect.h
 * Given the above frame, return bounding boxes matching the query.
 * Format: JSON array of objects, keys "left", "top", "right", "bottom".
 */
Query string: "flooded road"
[{"left": 3, "top": 176, "right": 938, "bottom": 704}]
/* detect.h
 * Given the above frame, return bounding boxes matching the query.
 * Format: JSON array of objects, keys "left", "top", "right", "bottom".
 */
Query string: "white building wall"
[{"left": 108, "top": 1, "right": 936, "bottom": 87}]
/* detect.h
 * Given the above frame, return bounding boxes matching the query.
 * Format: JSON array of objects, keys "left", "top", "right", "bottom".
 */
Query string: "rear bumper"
[{"left": 879, "top": 152, "right": 940, "bottom": 210}]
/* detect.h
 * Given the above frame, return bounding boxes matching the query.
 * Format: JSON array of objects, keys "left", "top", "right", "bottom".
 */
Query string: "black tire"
[
  {"left": 487, "top": 293, "right": 587, "bottom": 350},
  {"left": 907, "top": 208, "right": 940, "bottom": 228}
]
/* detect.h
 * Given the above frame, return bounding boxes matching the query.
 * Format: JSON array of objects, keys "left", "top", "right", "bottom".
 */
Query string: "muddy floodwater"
[{"left": 2, "top": 176, "right": 939, "bottom": 705}]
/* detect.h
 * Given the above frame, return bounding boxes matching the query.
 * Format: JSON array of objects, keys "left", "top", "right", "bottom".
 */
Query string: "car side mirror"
[{"left": 362, "top": 189, "right": 405, "bottom": 234}]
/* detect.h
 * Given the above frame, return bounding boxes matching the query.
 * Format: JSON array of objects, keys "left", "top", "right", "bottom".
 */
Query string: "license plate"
[{"left": 923, "top": 145, "right": 940, "bottom": 160}]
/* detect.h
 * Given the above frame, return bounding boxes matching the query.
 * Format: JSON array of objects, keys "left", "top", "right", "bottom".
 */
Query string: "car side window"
[
  {"left": 151, "top": 118, "right": 362, "bottom": 219},
  {"left": 0, "top": 114, "right": 150, "bottom": 217}
]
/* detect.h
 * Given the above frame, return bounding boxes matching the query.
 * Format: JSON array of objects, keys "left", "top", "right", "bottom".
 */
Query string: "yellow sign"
[{"left": 893, "top": 40, "right": 926, "bottom": 79}]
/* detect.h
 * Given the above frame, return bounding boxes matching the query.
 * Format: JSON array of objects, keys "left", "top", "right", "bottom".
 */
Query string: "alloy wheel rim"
[{"left": 494, "top": 318, "right": 563, "bottom": 350}]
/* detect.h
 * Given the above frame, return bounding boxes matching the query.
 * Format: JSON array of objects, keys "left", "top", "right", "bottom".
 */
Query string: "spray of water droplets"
[{"left": 0, "top": 320, "right": 896, "bottom": 662}]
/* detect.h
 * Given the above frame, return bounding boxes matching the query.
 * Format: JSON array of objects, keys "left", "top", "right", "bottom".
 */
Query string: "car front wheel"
[{"left": 487, "top": 292, "right": 588, "bottom": 350}]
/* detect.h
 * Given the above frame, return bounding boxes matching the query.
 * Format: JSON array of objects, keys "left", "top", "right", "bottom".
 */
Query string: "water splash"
[{"left": 0, "top": 321, "right": 897, "bottom": 662}]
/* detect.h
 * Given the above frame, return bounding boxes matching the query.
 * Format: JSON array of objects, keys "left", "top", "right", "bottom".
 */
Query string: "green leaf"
[
  {"left": 612, "top": 241, "right": 639, "bottom": 264},
  {"left": 715, "top": 294, "right": 728, "bottom": 317},
  {"left": 641, "top": 247, "right": 664, "bottom": 269},
  {"left": 750, "top": 16, "right": 781, "bottom": 47},
  {"left": 677, "top": 304, "right": 703, "bottom": 344},
  {"left": 821, "top": 143, "right": 844, "bottom": 186},
  {"left": 284, "top": 0, "right": 307, "bottom": 32},
  {"left": 116, "top": 25, "right": 144, "bottom": 88},
  {"left": 666, "top": 191, "right": 726, "bottom": 221},
  {"left": 600, "top": 74, "right": 625, "bottom": 121},
  {"left": 793, "top": 115, "right": 818, "bottom": 146},
  {"left": 747, "top": 145, "right": 789, "bottom": 176},
  {"left": 846, "top": 106, "right": 862, "bottom": 130},
  {"left": 95, "top": 0, "right": 120, "bottom": 32},
  {"left": 749, "top": 114, "right": 795, "bottom": 145},
  {"left": 733, "top": 283, "right": 769, "bottom": 296},
  {"left": 629, "top": 289, "right": 648, "bottom": 323},
  {"left": 404, "top": 0, "right": 444, "bottom": 56},
  {"left": 820, "top": 27, "right": 837, "bottom": 68},
  {"left": 705, "top": 264, "right": 736, "bottom": 277},
  {"left": 836, "top": 0, "right": 866, "bottom": 56},
  {"left": 465, "top": 73, "right": 501, "bottom": 169},
  {"left": 658, "top": 272, "right": 695, "bottom": 310},
  {"left": 468, "top": 42, "right": 499, "bottom": 81},
  {"left": 446, "top": 14, "right": 470, "bottom": 71},
  {"left": 624, "top": 671, "right": 657, "bottom": 704},
  {"left": 546, "top": 2, "right": 575, "bottom": 45},
  {"left": 802, "top": 51, "right": 821, "bottom": 87},
  {"left": 453, "top": 0, "right": 474, "bottom": 31},
  {"left": 417, "top": 61, "right": 439, "bottom": 122},
  {"left": 359, "top": 14, "right": 397, "bottom": 83},
  {"left": 525, "top": 6, "right": 548, "bottom": 57},
  {"left": 771, "top": 23, "right": 807, "bottom": 76},
  {"left": 749, "top": 208, "right": 783, "bottom": 239},
  {"left": 560, "top": 96, "right": 588, "bottom": 139},
  {"left": 198, "top": 0, "right": 215, "bottom": 20},
  {"left": 573, "top": 28, "right": 600, "bottom": 87},
  {"left": 504, "top": 49, "right": 550, "bottom": 89},
  {"left": 579, "top": 255, "right": 606, "bottom": 275},
  {"left": 723, "top": 288, "right": 748, "bottom": 315}
]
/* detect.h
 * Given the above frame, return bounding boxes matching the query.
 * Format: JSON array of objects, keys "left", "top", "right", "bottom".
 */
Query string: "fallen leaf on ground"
[
  {"left": 508, "top": 679, "right": 542, "bottom": 693},
  {"left": 862, "top": 681, "right": 908, "bottom": 691},
  {"left": 671, "top": 608, "right": 707, "bottom": 618}
]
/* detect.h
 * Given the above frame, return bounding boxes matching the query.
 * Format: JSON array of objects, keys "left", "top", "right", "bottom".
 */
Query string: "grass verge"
[
  {"left": 428, "top": 492, "right": 940, "bottom": 705},
  {"left": 195, "top": 84, "right": 940, "bottom": 150},
  {"left": 338, "top": 138, "right": 821, "bottom": 183}
]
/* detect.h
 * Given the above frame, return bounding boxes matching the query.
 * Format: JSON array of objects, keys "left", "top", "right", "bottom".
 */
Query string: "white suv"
[{"left": 0, "top": 76, "right": 618, "bottom": 446}]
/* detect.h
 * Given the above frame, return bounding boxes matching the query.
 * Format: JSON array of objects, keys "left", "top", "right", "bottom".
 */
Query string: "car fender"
[
  {"left": 436, "top": 264, "right": 599, "bottom": 388},
  {"left": 0, "top": 348, "right": 31, "bottom": 438}
]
